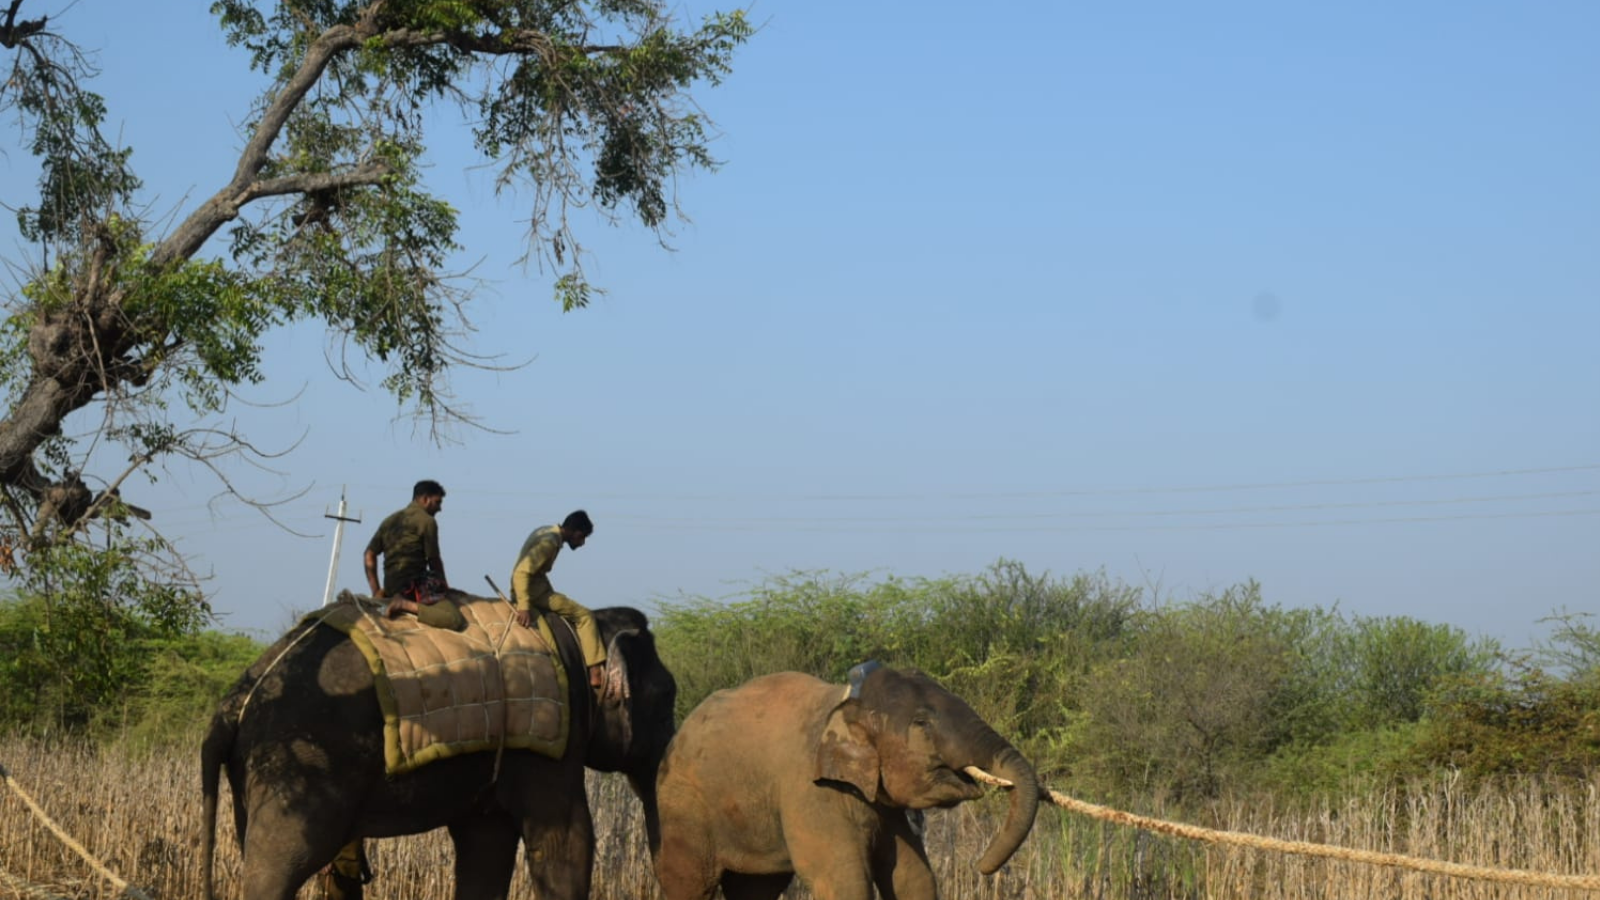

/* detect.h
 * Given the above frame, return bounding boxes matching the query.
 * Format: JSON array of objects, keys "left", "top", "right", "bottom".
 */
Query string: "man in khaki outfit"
[
  {"left": 364, "top": 479, "right": 465, "bottom": 631},
  {"left": 511, "top": 509, "right": 606, "bottom": 691}
]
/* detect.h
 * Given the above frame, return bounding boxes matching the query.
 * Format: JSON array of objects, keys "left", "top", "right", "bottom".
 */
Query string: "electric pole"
[{"left": 323, "top": 487, "right": 362, "bottom": 607}]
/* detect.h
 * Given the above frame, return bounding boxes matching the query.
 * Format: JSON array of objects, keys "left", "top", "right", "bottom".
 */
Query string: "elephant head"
[
  {"left": 584, "top": 606, "right": 678, "bottom": 777},
  {"left": 813, "top": 663, "right": 1041, "bottom": 874},
  {"left": 582, "top": 607, "right": 678, "bottom": 849}
]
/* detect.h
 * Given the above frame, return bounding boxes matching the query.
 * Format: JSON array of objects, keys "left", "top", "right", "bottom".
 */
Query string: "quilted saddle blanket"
[{"left": 312, "top": 591, "right": 570, "bottom": 775}]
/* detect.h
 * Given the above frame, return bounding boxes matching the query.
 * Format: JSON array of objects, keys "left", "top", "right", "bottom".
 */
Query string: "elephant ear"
[
  {"left": 585, "top": 627, "right": 640, "bottom": 768},
  {"left": 599, "top": 631, "right": 634, "bottom": 709},
  {"left": 813, "top": 697, "right": 879, "bottom": 802}
]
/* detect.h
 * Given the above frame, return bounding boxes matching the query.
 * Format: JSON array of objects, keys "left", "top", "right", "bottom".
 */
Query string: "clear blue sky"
[{"left": 8, "top": 2, "right": 1597, "bottom": 644}]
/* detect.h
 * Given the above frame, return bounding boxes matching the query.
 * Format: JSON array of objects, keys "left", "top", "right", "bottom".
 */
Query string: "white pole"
[{"left": 322, "top": 486, "right": 362, "bottom": 606}]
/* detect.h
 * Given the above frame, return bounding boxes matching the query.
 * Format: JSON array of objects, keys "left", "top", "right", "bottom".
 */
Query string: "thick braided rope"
[
  {"left": 964, "top": 767, "right": 1600, "bottom": 892},
  {"left": 0, "top": 763, "right": 155, "bottom": 900}
]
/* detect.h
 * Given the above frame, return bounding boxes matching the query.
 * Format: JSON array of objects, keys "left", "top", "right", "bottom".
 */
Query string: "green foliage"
[
  {"left": 1, "top": 28, "right": 141, "bottom": 243},
  {"left": 1341, "top": 614, "right": 1498, "bottom": 724},
  {"left": 0, "top": 581, "right": 259, "bottom": 743},
  {"left": 110, "top": 630, "right": 265, "bottom": 750},
  {"left": 226, "top": 135, "right": 464, "bottom": 409},
  {"left": 204, "top": 0, "right": 752, "bottom": 311},
  {"left": 1258, "top": 723, "right": 1423, "bottom": 799},
  {"left": 0, "top": 538, "right": 210, "bottom": 733},
  {"left": 0, "top": 0, "right": 749, "bottom": 647},
  {"left": 654, "top": 570, "right": 905, "bottom": 718},
  {"left": 1065, "top": 587, "right": 1498, "bottom": 802},
  {"left": 654, "top": 564, "right": 1545, "bottom": 803},
  {"left": 653, "top": 561, "right": 1142, "bottom": 774},
  {"left": 1070, "top": 583, "right": 1299, "bottom": 800},
  {"left": 1407, "top": 654, "right": 1600, "bottom": 782},
  {"left": 1534, "top": 608, "right": 1600, "bottom": 678}
]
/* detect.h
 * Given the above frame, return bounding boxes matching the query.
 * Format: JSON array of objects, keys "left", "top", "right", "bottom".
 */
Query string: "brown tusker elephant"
[
  {"left": 653, "top": 661, "right": 1040, "bottom": 900},
  {"left": 201, "top": 602, "right": 677, "bottom": 900}
]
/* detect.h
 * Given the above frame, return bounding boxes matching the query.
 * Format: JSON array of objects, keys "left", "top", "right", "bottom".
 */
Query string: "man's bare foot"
[{"left": 386, "top": 599, "right": 415, "bottom": 619}]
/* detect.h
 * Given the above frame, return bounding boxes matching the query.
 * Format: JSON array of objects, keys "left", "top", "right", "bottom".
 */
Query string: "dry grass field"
[{"left": 3, "top": 736, "right": 1597, "bottom": 900}]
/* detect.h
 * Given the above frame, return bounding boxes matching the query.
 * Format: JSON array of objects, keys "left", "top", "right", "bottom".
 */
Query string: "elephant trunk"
[
  {"left": 627, "top": 767, "right": 665, "bottom": 860},
  {"left": 972, "top": 744, "right": 1040, "bottom": 875}
]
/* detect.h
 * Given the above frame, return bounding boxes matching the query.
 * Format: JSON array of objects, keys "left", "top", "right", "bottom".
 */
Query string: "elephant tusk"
[{"left": 964, "top": 765, "right": 1014, "bottom": 789}]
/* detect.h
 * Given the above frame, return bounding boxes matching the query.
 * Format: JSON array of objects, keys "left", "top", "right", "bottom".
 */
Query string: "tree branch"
[
  {"left": 378, "top": 26, "right": 621, "bottom": 59},
  {"left": 240, "top": 163, "right": 394, "bottom": 203},
  {"left": 0, "top": 0, "right": 46, "bottom": 49},
  {"left": 151, "top": 23, "right": 367, "bottom": 266}
]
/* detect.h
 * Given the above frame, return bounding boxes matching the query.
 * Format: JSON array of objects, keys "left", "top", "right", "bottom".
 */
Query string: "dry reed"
[{"left": 3, "top": 736, "right": 1596, "bottom": 900}]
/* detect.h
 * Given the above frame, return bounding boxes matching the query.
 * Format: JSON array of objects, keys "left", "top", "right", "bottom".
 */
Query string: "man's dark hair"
[
  {"left": 563, "top": 509, "right": 593, "bottom": 535},
  {"left": 413, "top": 479, "right": 446, "bottom": 499}
]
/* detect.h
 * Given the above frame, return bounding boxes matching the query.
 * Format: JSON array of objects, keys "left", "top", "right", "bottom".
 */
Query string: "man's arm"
[
  {"left": 364, "top": 548, "right": 382, "bottom": 596},
  {"left": 363, "top": 518, "right": 390, "bottom": 596}
]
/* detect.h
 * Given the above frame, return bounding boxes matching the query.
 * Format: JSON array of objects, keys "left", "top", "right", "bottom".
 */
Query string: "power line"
[
  {"left": 139, "top": 464, "right": 1600, "bottom": 532},
  {"left": 322, "top": 463, "right": 1600, "bottom": 504},
  {"left": 598, "top": 490, "right": 1600, "bottom": 526},
  {"left": 597, "top": 507, "right": 1600, "bottom": 534}
]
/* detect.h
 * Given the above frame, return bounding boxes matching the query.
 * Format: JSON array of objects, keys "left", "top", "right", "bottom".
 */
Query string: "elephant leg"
[
  {"left": 519, "top": 784, "right": 594, "bottom": 900},
  {"left": 238, "top": 801, "right": 349, "bottom": 900},
  {"left": 790, "top": 833, "right": 873, "bottom": 900},
  {"left": 448, "top": 813, "right": 521, "bottom": 900},
  {"left": 873, "top": 814, "right": 937, "bottom": 900},
  {"left": 720, "top": 872, "right": 793, "bottom": 900},
  {"left": 653, "top": 826, "right": 720, "bottom": 900}
]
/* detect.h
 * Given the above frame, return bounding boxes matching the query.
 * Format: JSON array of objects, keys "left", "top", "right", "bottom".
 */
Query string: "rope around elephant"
[{"left": 964, "top": 766, "right": 1600, "bottom": 892}]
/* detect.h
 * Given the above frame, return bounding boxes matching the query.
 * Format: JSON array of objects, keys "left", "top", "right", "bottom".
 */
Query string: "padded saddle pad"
[{"left": 314, "top": 592, "right": 571, "bottom": 775}]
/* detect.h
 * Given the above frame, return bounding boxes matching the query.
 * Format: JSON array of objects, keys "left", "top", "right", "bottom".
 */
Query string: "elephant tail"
[{"left": 200, "top": 707, "right": 236, "bottom": 900}]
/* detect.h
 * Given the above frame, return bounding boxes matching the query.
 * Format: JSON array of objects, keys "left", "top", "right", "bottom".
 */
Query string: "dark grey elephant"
[
  {"left": 201, "top": 603, "right": 676, "bottom": 900},
  {"left": 654, "top": 662, "right": 1040, "bottom": 900}
]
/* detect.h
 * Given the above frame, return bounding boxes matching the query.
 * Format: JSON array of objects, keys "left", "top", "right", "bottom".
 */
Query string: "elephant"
[
  {"left": 653, "top": 661, "right": 1040, "bottom": 900},
  {"left": 200, "top": 602, "right": 677, "bottom": 900}
]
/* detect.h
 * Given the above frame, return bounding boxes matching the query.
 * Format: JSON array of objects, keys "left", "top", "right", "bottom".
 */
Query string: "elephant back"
[{"left": 311, "top": 591, "right": 573, "bottom": 774}]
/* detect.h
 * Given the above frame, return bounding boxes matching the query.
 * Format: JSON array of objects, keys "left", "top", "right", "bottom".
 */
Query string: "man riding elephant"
[
  {"left": 510, "top": 509, "right": 606, "bottom": 694},
  {"left": 365, "top": 479, "right": 465, "bottom": 631},
  {"left": 327, "top": 479, "right": 456, "bottom": 899}
]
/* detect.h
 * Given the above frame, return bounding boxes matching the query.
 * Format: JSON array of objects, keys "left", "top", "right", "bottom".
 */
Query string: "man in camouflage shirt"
[
  {"left": 510, "top": 509, "right": 606, "bottom": 690},
  {"left": 364, "top": 479, "right": 465, "bottom": 631}
]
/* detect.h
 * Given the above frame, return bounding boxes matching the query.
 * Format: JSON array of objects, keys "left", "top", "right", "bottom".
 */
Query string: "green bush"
[
  {"left": 653, "top": 563, "right": 1543, "bottom": 804},
  {"left": 1534, "top": 608, "right": 1600, "bottom": 678},
  {"left": 653, "top": 560, "right": 1142, "bottom": 774},
  {"left": 1068, "top": 583, "right": 1299, "bottom": 801},
  {"left": 108, "top": 630, "right": 265, "bottom": 750},
  {"left": 1062, "top": 586, "right": 1500, "bottom": 803},
  {"left": 0, "top": 540, "right": 210, "bottom": 734},
  {"left": 1259, "top": 723, "right": 1423, "bottom": 799},
  {"left": 0, "top": 586, "right": 259, "bottom": 743},
  {"left": 1343, "top": 615, "right": 1499, "bottom": 725},
  {"left": 1408, "top": 656, "right": 1600, "bottom": 781}
]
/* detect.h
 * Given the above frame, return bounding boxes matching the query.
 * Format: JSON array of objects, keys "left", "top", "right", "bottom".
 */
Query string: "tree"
[
  {"left": 0, "top": 0, "right": 749, "bottom": 613},
  {"left": 1410, "top": 654, "right": 1600, "bottom": 781},
  {"left": 1073, "top": 583, "right": 1299, "bottom": 800},
  {"left": 1534, "top": 608, "right": 1600, "bottom": 679}
]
